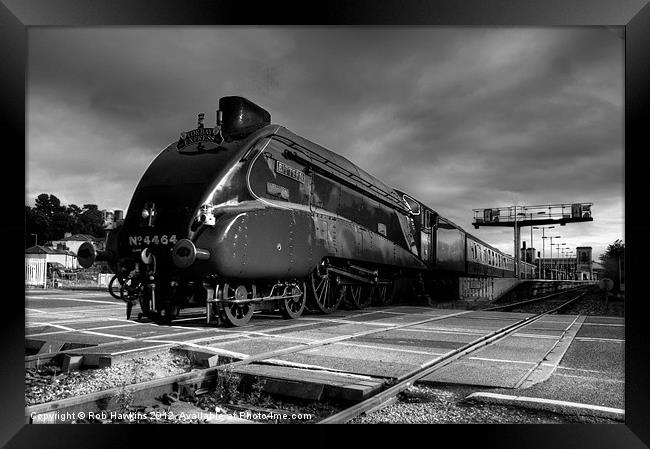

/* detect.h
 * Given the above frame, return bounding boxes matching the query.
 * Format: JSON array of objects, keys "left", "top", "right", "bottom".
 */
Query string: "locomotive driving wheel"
[
  {"left": 342, "top": 283, "right": 374, "bottom": 309},
  {"left": 280, "top": 282, "right": 307, "bottom": 319},
  {"left": 308, "top": 266, "right": 343, "bottom": 314},
  {"left": 372, "top": 282, "right": 395, "bottom": 306},
  {"left": 220, "top": 283, "right": 255, "bottom": 327}
]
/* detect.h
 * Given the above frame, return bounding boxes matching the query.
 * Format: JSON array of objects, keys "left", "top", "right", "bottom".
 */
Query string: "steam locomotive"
[{"left": 78, "top": 96, "right": 521, "bottom": 326}]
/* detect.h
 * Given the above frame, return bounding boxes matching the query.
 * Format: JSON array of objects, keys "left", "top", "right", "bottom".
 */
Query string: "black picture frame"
[{"left": 4, "top": 1, "right": 649, "bottom": 447}]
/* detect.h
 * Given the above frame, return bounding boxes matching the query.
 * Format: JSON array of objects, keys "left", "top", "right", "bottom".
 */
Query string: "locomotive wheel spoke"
[
  {"left": 221, "top": 283, "right": 254, "bottom": 327},
  {"left": 280, "top": 282, "right": 307, "bottom": 319},
  {"left": 372, "top": 282, "right": 395, "bottom": 306},
  {"left": 344, "top": 284, "right": 374, "bottom": 309},
  {"left": 308, "top": 268, "right": 342, "bottom": 314}
]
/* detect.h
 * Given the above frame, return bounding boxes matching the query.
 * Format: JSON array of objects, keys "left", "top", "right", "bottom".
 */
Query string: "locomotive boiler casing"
[
  {"left": 108, "top": 120, "right": 426, "bottom": 290},
  {"left": 176, "top": 124, "right": 428, "bottom": 281}
]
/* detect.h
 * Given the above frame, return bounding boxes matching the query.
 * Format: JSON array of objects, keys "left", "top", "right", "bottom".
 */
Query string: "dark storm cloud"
[{"left": 27, "top": 27, "right": 623, "bottom": 258}]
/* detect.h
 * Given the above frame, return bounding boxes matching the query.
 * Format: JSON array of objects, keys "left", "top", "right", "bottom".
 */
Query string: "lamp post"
[
  {"left": 567, "top": 250, "right": 575, "bottom": 279},
  {"left": 551, "top": 242, "right": 566, "bottom": 279},
  {"left": 547, "top": 236, "right": 561, "bottom": 279},
  {"left": 513, "top": 206, "right": 519, "bottom": 278},
  {"left": 517, "top": 211, "right": 548, "bottom": 278},
  {"left": 536, "top": 226, "right": 555, "bottom": 279},
  {"left": 567, "top": 251, "right": 576, "bottom": 280}
]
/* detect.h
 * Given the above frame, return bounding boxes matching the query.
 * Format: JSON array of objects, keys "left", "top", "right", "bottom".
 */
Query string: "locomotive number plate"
[
  {"left": 275, "top": 161, "right": 305, "bottom": 184},
  {"left": 128, "top": 234, "right": 177, "bottom": 246}
]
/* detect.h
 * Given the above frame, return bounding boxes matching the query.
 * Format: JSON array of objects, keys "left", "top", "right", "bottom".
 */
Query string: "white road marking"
[
  {"left": 467, "top": 356, "right": 535, "bottom": 365},
  {"left": 336, "top": 341, "right": 445, "bottom": 356},
  {"left": 511, "top": 332, "right": 560, "bottom": 339},
  {"left": 109, "top": 344, "right": 175, "bottom": 355},
  {"left": 25, "top": 308, "right": 52, "bottom": 314},
  {"left": 31, "top": 322, "right": 76, "bottom": 332},
  {"left": 146, "top": 340, "right": 249, "bottom": 359},
  {"left": 552, "top": 372, "right": 624, "bottom": 383},
  {"left": 26, "top": 323, "right": 140, "bottom": 338},
  {"left": 26, "top": 306, "right": 124, "bottom": 315},
  {"left": 28, "top": 321, "right": 134, "bottom": 340},
  {"left": 393, "top": 327, "right": 479, "bottom": 336},
  {"left": 295, "top": 317, "right": 394, "bottom": 327},
  {"left": 558, "top": 366, "right": 623, "bottom": 375},
  {"left": 409, "top": 326, "right": 488, "bottom": 335},
  {"left": 258, "top": 359, "right": 378, "bottom": 379},
  {"left": 574, "top": 337, "right": 624, "bottom": 343},
  {"left": 25, "top": 291, "right": 109, "bottom": 297},
  {"left": 169, "top": 317, "right": 203, "bottom": 323},
  {"left": 582, "top": 322, "right": 624, "bottom": 327},
  {"left": 25, "top": 296, "right": 120, "bottom": 305},
  {"left": 466, "top": 392, "right": 624, "bottom": 419},
  {"left": 27, "top": 317, "right": 135, "bottom": 326},
  {"left": 73, "top": 330, "right": 135, "bottom": 340}
]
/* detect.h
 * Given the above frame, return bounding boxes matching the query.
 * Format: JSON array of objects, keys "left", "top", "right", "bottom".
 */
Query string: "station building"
[
  {"left": 520, "top": 246, "right": 601, "bottom": 280},
  {"left": 49, "top": 233, "right": 105, "bottom": 255}
]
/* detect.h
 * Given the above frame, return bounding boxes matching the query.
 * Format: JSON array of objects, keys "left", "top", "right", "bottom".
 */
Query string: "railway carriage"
[{"left": 78, "top": 96, "right": 522, "bottom": 326}]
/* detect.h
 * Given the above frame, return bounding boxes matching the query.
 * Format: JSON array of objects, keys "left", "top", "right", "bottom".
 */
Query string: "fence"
[
  {"left": 25, "top": 258, "right": 112, "bottom": 290},
  {"left": 25, "top": 257, "right": 46, "bottom": 287},
  {"left": 57, "top": 272, "right": 112, "bottom": 289}
]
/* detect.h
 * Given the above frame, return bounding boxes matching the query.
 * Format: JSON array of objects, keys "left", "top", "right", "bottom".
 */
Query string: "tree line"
[
  {"left": 25, "top": 193, "right": 106, "bottom": 248},
  {"left": 599, "top": 239, "right": 624, "bottom": 292}
]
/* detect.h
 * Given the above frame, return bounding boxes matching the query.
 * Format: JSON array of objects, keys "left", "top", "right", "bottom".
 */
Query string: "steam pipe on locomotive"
[{"left": 78, "top": 96, "right": 518, "bottom": 326}]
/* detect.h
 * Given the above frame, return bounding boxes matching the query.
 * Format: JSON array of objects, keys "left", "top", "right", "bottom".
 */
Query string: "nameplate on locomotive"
[
  {"left": 275, "top": 160, "right": 305, "bottom": 183},
  {"left": 177, "top": 127, "right": 222, "bottom": 152}
]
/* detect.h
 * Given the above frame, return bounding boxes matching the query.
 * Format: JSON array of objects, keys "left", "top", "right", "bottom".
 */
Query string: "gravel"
[
  {"left": 26, "top": 352, "right": 191, "bottom": 405},
  {"left": 560, "top": 286, "right": 624, "bottom": 317},
  {"left": 349, "top": 384, "right": 618, "bottom": 424}
]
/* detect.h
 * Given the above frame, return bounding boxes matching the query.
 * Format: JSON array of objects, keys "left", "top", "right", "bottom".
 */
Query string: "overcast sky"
[{"left": 27, "top": 27, "right": 624, "bottom": 260}]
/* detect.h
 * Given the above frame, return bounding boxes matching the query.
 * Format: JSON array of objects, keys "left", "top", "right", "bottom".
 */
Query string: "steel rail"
[
  {"left": 25, "top": 308, "right": 476, "bottom": 421},
  {"left": 484, "top": 285, "right": 587, "bottom": 311},
  {"left": 318, "top": 292, "right": 585, "bottom": 424},
  {"left": 25, "top": 287, "right": 586, "bottom": 422}
]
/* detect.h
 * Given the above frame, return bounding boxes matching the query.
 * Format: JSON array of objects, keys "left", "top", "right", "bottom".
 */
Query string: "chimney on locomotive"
[{"left": 217, "top": 96, "right": 271, "bottom": 142}]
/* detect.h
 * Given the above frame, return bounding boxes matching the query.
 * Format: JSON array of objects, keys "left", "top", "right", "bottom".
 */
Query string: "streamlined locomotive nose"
[{"left": 171, "top": 238, "right": 211, "bottom": 269}]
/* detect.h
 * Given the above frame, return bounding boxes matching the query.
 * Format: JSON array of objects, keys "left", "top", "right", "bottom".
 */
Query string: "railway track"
[
  {"left": 318, "top": 289, "right": 585, "bottom": 424},
  {"left": 25, "top": 307, "right": 476, "bottom": 421},
  {"left": 25, "top": 288, "right": 586, "bottom": 423},
  {"left": 485, "top": 285, "right": 588, "bottom": 313}
]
